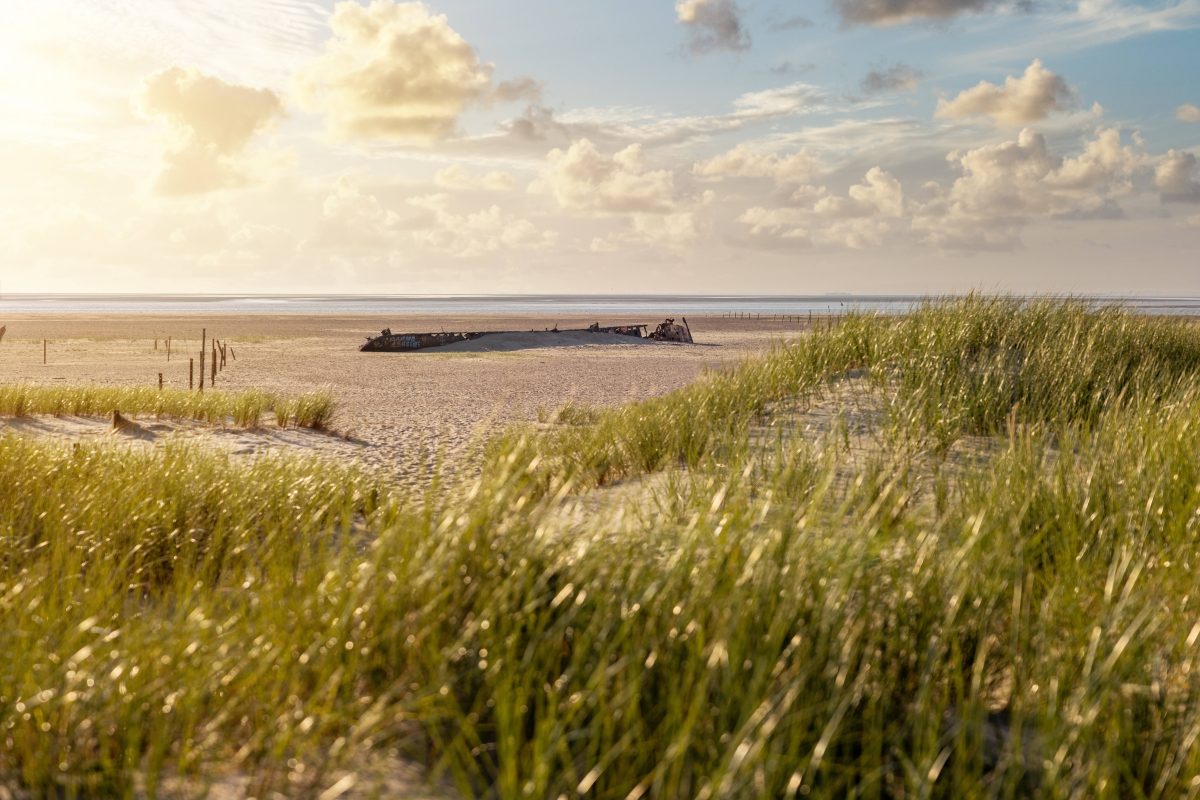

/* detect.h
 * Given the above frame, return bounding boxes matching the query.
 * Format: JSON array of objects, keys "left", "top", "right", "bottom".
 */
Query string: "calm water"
[{"left": 1, "top": 294, "right": 1199, "bottom": 316}]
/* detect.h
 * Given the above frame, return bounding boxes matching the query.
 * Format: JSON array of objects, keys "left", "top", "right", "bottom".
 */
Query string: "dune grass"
[
  {"left": 496, "top": 296, "right": 1200, "bottom": 489},
  {"left": 3, "top": 297, "right": 1200, "bottom": 796},
  {"left": 0, "top": 385, "right": 336, "bottom": 429}
]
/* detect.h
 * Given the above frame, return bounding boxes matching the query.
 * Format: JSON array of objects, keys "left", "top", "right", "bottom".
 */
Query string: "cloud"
[
  {"left": 935, "top": 60, "right": 1075, "bottom": 125},
  {"left": 1156, "top": 150, "right": 1200, "bottom": 202},
  {"left": 739, "top": 168, "right": 908, "bottom": 249},
  {"left": 309, "top": 178, "right": 552, "bottom": 258},
  {"left": 861, "top": 63, "right": 923, "bottom": 94},
  {"left": 675, "top": 0, "right": 750, "bottom": 53},
  {"left": 958, "top": 0, "right": 1200, "bottom": 67},
  {"left": 464, "top": 81, "right": 828, "bottom": 158},
  {"left": 766, "top": 11, "right": 816, "bottom": 30},
  {"left": 139, "top": 66, "right": 284, "bottom": 195},
  {"left": 835, "top": 167, "right": 906, "bottom": 216},
  {"left": 492, "top": 77, "right": 543, "bottom": 105},
  {"left": 733, "top": 82, "right": 824, "bottom": 117},
  {"left": 832, "top": 0, "right": 1008, "bottom": 26},
  {"left": 407, "top": 194, "right": 556, "bottom": 257},
  {"left": 542, "top": 139, "right": 710, "bottom": 252},
  {"left": 1177, "top": 104, "right": 1200, "bottom": 123},
  {"left": 434, "top": 165, "right": 516, "bottom": 191},
  {"left": 544, "top": 139, "right": 684, "bottom": 215},
  {"left": 917, "top": 127, "right": 1145, "bottom": 248},
  {"left": 311, "top": 176, "right": 406, "bottom": 249},
  {"left": 296, "top": 0, "right": 526, "bottom": 143},
  {"left": 591, "top": 211, "right": 702, "bottom": 252},
  {"left": 694, "top": 144, "right": 819, "bottom": 186},
  {"left": 734, "top": 127, "right": 1150, "bottom": 253}
]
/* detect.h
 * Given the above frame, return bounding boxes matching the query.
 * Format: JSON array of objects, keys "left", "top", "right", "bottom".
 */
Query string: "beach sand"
[{"left": 0, "top": 313, "right": 812, "bottom": 483}]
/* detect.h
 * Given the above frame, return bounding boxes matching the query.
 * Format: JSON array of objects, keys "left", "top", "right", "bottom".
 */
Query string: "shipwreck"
[{"left": 360, "top": 317, "right": 693, "bottom": 352}]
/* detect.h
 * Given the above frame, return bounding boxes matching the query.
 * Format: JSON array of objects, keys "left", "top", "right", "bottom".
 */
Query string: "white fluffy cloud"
[
  {"left": 408, "top": 194, "right": 555, "bottom": 257},
  {"left": 1156, "top": 150, "right": 1200, "bottom": 203},
  {"left": 693, "top": 144, "right": 819, "bottom": 187},
  {"left": 1176, "top": 104, "right": 1200, "bottom": 123},
  {"left": 675, "top": 0, "right": 749, "bottom": 53},
  {"left": 935, "top": 60, "right": 1076, "bottom": 126},
  {"left": 916, "top": 127, "right": 1145, "bottom": 248},
  {"left": 735, "top": 127, "right": 1151, "bottom": 253},
  {"left": 544, "top": 139, "right": 683, "bottom": 215},
  {"left": 139, "top": 67, "right": 284, "bottom": 195},
  {"left": 590, "top": 211, "right": 702, "bottom": 252},
  {"left": 307, "top": 176, "right": 553, "bottom": 260},
  {"left": 543, "top": 139, "right": 708, "bottom": 251},
  {"left": 739, "top": 167, "right": 908, "bottom": 249},
  {"left": 296, "top": 1, "right": 534, "bottom": 143},
  {"left": 312, "top": 176, "right": 406, "bottom": 249}
]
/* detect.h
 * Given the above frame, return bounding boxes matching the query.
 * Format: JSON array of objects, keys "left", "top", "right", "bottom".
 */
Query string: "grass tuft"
[{"left": 0, "top": 385, "right": 335, "bottom": 430}]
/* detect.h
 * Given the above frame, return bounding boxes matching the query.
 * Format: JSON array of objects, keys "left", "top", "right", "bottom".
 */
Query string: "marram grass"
[
  {"left": 3, "top": 297, "right": 1200, "bottom": 797},
  {"left": 0, "top": 385, "right": 335, "bottom": 429}
]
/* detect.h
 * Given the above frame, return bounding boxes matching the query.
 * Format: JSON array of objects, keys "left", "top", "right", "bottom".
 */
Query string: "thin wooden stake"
[
  {"left": 158, "top": 373, "right": 163, "bottom": 390},
  {"left": 211, "top": 345, "right": 216, "bottom": 388},
  {"left": 189, "top": 358, "right": 194, "bottom": 389},
  {"left": 199, "top": 328, "right": 206, "bottom": 392}
]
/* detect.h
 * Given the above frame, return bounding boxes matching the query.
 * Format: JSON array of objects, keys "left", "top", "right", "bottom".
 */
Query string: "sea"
[{"left": 1, "top": 294, "right": 1200, "bottom": 317}]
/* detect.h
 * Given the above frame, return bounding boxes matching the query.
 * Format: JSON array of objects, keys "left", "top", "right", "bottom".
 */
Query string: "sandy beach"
[{"left": 0, "top": 313, "right": 809, "bottom": 482}]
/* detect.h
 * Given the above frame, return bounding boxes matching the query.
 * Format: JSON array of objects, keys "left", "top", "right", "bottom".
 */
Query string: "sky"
[{"left": 0, "top": 0, "right": 1197, "bottom": 295}]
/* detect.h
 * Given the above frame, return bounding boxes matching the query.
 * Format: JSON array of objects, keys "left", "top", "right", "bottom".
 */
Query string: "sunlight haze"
[{"left": 1, "top": 0, "right": 1198, "bottom": 295}]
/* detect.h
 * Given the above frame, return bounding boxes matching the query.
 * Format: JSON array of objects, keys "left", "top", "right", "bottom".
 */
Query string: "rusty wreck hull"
[
  {"left": 360, "top": 325, "right": 648, "bottom": 353},
  {"left": 359, "top": 331, "right": 488, "bottom": 352}
]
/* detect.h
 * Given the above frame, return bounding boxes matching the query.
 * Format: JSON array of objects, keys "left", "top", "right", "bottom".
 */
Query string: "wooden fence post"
[
  {"left": 199, "top": 328, "right": 206, "bottom": 392},
  {"left": 211, "top": 345, "right": 216, "bottom": 388},
  {"left": 158, "top": 373, "right": 163, "bottom": 390},
  {"left": 189, "top": 359, "right": 194, "bottom": 390}
]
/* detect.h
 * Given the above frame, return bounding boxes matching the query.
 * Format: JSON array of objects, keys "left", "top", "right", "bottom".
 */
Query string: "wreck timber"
[
  {"left": 360, "top": 323, "right": 651, "bottom": 352},
  {"left": 360, "top": 330, "right": 488, "bottom": 352},
  {"left": 647, "top": 317, "right": 693, "bottom": 344}
]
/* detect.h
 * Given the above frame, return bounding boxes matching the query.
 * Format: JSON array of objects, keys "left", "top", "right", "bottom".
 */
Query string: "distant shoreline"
[{"left": 3, "top": 293, "right": 1199, "bottom": 316}]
